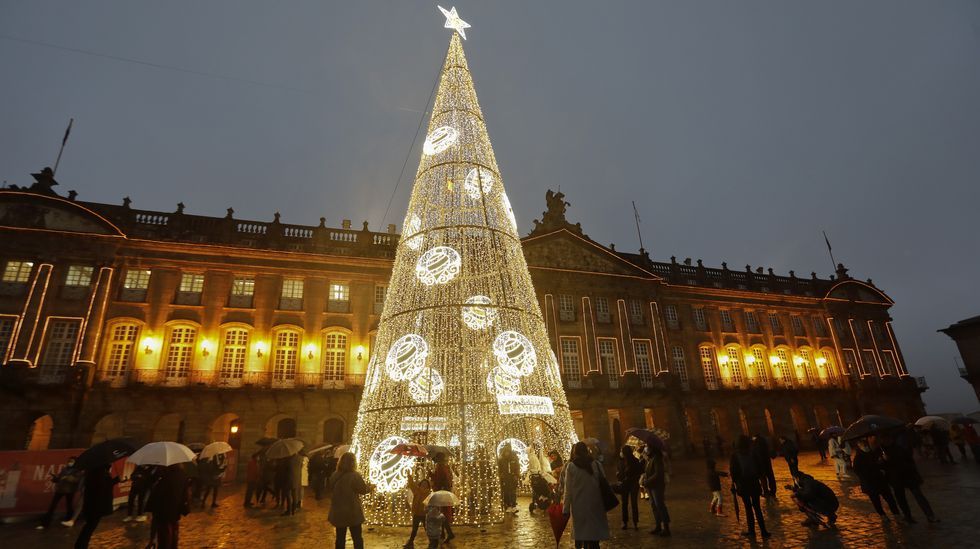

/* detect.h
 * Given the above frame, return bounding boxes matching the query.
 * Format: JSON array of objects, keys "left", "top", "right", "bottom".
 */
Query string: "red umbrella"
[
  {"left": 390, "top": 442, "right": 428, "bottom": 457},
  {"left": 547, "top": 502, "right": 569, "bottom": 548}
]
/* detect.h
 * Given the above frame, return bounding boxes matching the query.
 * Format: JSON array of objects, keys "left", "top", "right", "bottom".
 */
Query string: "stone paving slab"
[{"left": 5, "top": 451, "right": 980, "bottom": 548}]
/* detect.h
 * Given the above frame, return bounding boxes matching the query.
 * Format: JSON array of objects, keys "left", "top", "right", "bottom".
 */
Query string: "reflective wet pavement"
[{"left": 5, "top": 451, "right": 980, "bottom": 548}]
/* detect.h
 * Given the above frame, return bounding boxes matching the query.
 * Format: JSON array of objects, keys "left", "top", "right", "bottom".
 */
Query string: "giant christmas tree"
[{"left": 352, "top": 7, "right": 576, "bottom": 526}]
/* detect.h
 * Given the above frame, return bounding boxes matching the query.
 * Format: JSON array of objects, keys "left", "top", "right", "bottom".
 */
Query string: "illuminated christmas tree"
[{"left": 352, "top": 7, "right": 576, "bottom": 526}]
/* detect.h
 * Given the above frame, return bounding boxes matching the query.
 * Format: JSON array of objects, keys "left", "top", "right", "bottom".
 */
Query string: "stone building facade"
[
  {"left": 0, "top": 171, "right": 926, "bottom": 461},
  {"left": 940, "top": 315, "right": 980, "bottom": 404}
]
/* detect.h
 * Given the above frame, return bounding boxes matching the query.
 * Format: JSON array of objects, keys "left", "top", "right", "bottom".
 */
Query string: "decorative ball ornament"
[
  {"left": 496, "top": 438, "right": 530, "bottom": 474},
  {"left": 422, "top": 126, "right": 459, "bottom": 155},
  {"left": 385, "top": 334, "right": 429, "bottom": 381},
  {"left": 415, "top": 246, "right": 462, "bottom": 285},
  {"left": 403, "top": 213, "right": 423, "bottom": 250},
  {"left": 408, "top": 367, "right": 444, "bottom": 403},
  {"left": 368, "top": 436, "right": 414, "bottom": 493},
  {"left": 501, "top": 192, "right": 517, "bottom": 232},
  {"left": 461, "top": 295, "right": 496, "bottom": 330},
  {"left": 464, "top": 167, "right": 495, "bottom": 200},
  {"left": 493, "top": 331, "right": 536, "bottom": 377},
  {"left": 486, "top": 366, "right": 520, "bottom": 396}
]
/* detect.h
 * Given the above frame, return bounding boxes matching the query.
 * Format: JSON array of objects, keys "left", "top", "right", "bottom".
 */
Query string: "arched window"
[
  {"left": 323, "top": 331, "right": 349, "bottom": 382},
  {"left": 820, "top": 350, "right": 838, "bottom": 386},
  {"left": 163, "top": 325, "right": 197, "bottom": 386},
  {"left": 277, "top": 417, "right": 297, "bottom": 438},
  {"left": 671, "top": 346, "right": 689, "bottom": 390},
  {"left": 700, "top": 346, "right": 718, "bottom": 390},
  {"left": 27, "top": 415, "right": 53, "bottom": 451},
  {"left": 219, "top": 327, "right": 249, "bottom": 385},
  {"left": 774, "top": 348, "right": 793, "bottom": 388},
  {"left": 725, "top": 346, "right": 744, "bottom": 388},
  {"left": 103, "top": 322, "right": 140, "bottom": 383},
  {"left": 751, "top": 347, "right": 770, "bottom": 387},
  {"left": 272, "top": 329, "right": 299, "bottom": 388}
]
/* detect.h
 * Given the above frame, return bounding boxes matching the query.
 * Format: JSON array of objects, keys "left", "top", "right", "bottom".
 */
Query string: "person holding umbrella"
[
  {"left": 730, "top": 435, "right": 771, "bottom": 539},
  {"left": 429, "top": 452, "right": 456, "bottom": 542},
  {"left": 328, "top": 452, "right": 373, "bottom": 549},
  {"left": 878, "top": 432, "right": 938, "bottom": 523},
  {"left": 616, "top": 444, "right": 642, "bottom": 530},
  {"left": 851, "top": 438, "right": 900, "bottom": 522},
  {"left": 145, "top": 463, "right": 190, "bottom": 549},
  {"left": 74, "top": 463, "right": 119, "bottom": 549}
]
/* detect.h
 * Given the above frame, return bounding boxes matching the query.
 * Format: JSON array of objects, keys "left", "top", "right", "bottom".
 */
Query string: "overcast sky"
[{"left": 2, "top": 1, "right": 978, "bottom": 413}]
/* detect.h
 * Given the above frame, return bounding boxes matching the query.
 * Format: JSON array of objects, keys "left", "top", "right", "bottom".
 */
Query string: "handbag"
[{"left": 595, "top": 463, "right": 619, "bottom": 511}]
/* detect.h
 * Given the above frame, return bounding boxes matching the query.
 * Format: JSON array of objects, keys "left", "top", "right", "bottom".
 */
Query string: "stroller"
[{"left": 528, "top": 471, "right": 557, "bottom": 514}]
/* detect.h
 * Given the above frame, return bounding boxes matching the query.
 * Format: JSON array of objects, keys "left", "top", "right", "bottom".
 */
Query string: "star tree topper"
[{"left": 438, "top": 5, "right": 471, "bottom": 40}]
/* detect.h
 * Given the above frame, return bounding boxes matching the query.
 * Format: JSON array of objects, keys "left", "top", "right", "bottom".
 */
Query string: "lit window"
[
  {"left": 768, "top": 313, "right": 782, "bottom": 333},
  {"left": 693, "top": 307, "right": 708, "bottom": 331},
  {"left": 752, "top": 347, "right": 769, "bottom": 386},
  {"left": 164, "top": 326, "right": 197, "bottom": 381},
  {"left": 558, "top": 294, "right": 575, "bottom": 322},
  {"left": 2, "top": 261, "right": 33, "bottom": 283},
  {"left": 65, "top": 266, "right": 94, "bottom": 287},
  {"left": 282, "top": 279, "right": 304, "bottom": 299},
  {"left": 799, "top": 349, "right": 816, "bottom": 384},
  {"left": 775, "top": 349, "right": 793, "bottom": 387},
  {"left": 598, "top": 338, "right": 619, "bottom": 382},
  {"left": 219, "top": 328, "right": 249, "bottom": 381},
  {"left": 820, "top": 350, "right": 836, "bottom": 385},
  {"left": 560, "top": 337, "right": 582, "bottom": 385},
  {"left": 726, "top": 347, "right": 744, "bottom": 387},
  {"left": 720, "top": 310, "right": 734, "bottom": 332},
  {"left": 633, "top": 340, "right": 653, "bottom": 386},
  {"left": 700, "top": 347, "right": 718, "bottom": 389},
  {"left": 104, "top": 323, "right": 139, "bottom": 378},
  {"left": 330, "top": 283, "right": 350, "bottom": 302},
  {"left": 323, "top": 332, "right": 349, "bottom": 381},
  {"left": 123, "top": 270, "right": 151, "bottom": 290},
  {"left": 232, "top": 277, "right": 255, "bottom": 296},
  {"left": 273, "top": 330, "right": 299, "bottom": 385},
  {"left": 374, "top": 285, "right": 387, "bottom": 314},
  {"left": 791, "top": 316, "right": 805, "bottom": 336},
  {"left": 671, "top": 346, "right": 689, "bottom": 389},
  {"left": 41, "top": 320, "right": 80, "bottom": 369},
  {"left": 745, "top": 311, "right": 760, "bottom": 333},
  {"left": 664, "top": 305, "right": 679, "bottom": 329},
  {"left": 179, "top": 273, "right": 205, "bottom": 293},
  {"left": 628, "top": 299, "right": 644, "bottom": 324}
]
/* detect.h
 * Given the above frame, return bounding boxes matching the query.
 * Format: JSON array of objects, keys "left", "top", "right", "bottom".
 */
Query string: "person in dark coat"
[
  {"left": 616, "top": 444, "right": 643, "bottom": 529},
  {"left": 124, "top": 464, "right": 153, "bottom": 521},
  {"left": 199, "top": 455, "right": 226, "bottom": 508},
  {"left": 74, "top": 464, "right": 119, "bottom": 549},
  {"left": 789, "top": 471, "right": 839, "bottom": 527},
  {"left": 497, "top": 444, "right": 520, "bottom": 514},
  {"left": 642, "top": 446, "right": 670, "bottom": 537},
  {"left": 38, "top": 456, "right": 82, "bottom": 529},
  {"left": 851, "top": 440, "right": 900, "bottom": 521},
  {"left": 328, "top": 452, "right": 372, "bottom": 549},
  {"left": 145, "top": 464, "right": 190, "bottom": 549},
  {"left": 931, "top": 426, "right": 954, "bottom": 464},
  {"left": 705, "top": 458, "right": 728, "bottom": 516},
  {"left": 309, "top": 452, "right": 328, "bottom": 500},
  {"left": 752, "top": 435, "right": 776, "bottom": 497},
  {"left": 878, "top": 433, "right": 938, "bottom": 523},
  {"left": 274, "top": 457, "right": 293, "bottom": 515},
  {"left": 730, "top": 435, "right": 771, "bottom": 539},
  {"left": 812, "top": 430, "right": 827, "bottom": 461},
  {"left": 778, "top": 435, "right": 800, "bottom": 477},
  {"left": 244, "top": 453, "right": 260, "bottom": 508}
]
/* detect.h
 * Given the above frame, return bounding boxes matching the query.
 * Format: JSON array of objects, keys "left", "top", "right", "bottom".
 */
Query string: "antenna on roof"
[
  {"left": 632, "top": 201, "right": 645, "bottom": 253},
  {"left": 822, "top": 230, "right": 838, "bottom": 274}
]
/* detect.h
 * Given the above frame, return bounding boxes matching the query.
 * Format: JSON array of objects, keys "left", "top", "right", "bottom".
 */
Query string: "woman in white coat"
[{"left": 562, "top": 441, "right": 610, "bottom": 549}]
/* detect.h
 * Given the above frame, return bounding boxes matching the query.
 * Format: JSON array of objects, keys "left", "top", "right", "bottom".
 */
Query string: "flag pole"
[
  {"left": 822, "top": 230, "right": 837, "bottom": 273},
  {"left": 632, "top": 201, "right": 645, "bottom": 252},
  {"left": 53, "top": 118, "right": 73, "bottom": 176}
]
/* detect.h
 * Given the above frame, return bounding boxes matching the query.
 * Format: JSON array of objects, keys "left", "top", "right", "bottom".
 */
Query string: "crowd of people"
[{"left": 32, "top": 418, "right": 977, "bottom": 548}]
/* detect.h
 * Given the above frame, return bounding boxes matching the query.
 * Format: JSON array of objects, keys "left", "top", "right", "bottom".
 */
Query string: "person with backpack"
[{"left": 730, "top": 435, "right": 771, "bottom": 539}]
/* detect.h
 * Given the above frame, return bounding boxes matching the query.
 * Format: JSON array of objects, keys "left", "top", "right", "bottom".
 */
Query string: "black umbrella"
[
  {"left": 842, "top": 415, "right": 904, "bottom": 441},
  {"left": 255, "top": 437, "right": 278, "bottom": 446},
  {"left": 75, "top": 437, "right": 139, "bottom": 470}
]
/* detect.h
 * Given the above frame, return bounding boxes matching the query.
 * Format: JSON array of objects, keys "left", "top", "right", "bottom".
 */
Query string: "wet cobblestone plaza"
[{"left": 6, "top": 452, "right": 980, "bottom": 548}]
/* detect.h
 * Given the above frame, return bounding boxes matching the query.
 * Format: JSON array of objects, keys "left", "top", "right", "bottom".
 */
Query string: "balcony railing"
[{"left": 97, "top": 368, "right": 364, "bottom": 390}]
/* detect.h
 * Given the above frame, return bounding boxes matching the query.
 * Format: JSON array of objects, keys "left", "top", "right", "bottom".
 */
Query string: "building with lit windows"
[{"left": 0, "top": 172, "right": 926, "bottom": 461}]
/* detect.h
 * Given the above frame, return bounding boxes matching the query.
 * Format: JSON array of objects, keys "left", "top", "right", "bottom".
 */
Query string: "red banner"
[{"left": 0, "top": 449, "right": 131, "bottom": 518}]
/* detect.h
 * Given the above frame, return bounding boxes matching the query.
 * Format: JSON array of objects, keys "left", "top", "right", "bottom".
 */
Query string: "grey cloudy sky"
[{"left": 2, "top": 1, "right": 978, "bottom": 412}]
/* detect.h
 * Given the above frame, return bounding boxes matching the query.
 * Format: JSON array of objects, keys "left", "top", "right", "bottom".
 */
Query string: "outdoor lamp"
[{"left": 355, "top": 345, "right": 365, "bottom": 361}]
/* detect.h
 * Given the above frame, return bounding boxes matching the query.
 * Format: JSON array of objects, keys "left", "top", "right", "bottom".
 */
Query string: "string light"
[{"left": 353, "top": 12, "right": 576, "bottom": 527}]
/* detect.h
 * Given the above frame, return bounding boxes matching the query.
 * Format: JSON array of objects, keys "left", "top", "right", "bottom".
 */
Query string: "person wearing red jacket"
[{"left": 244, "top": 453, "right": 260, "bottom": 508}]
